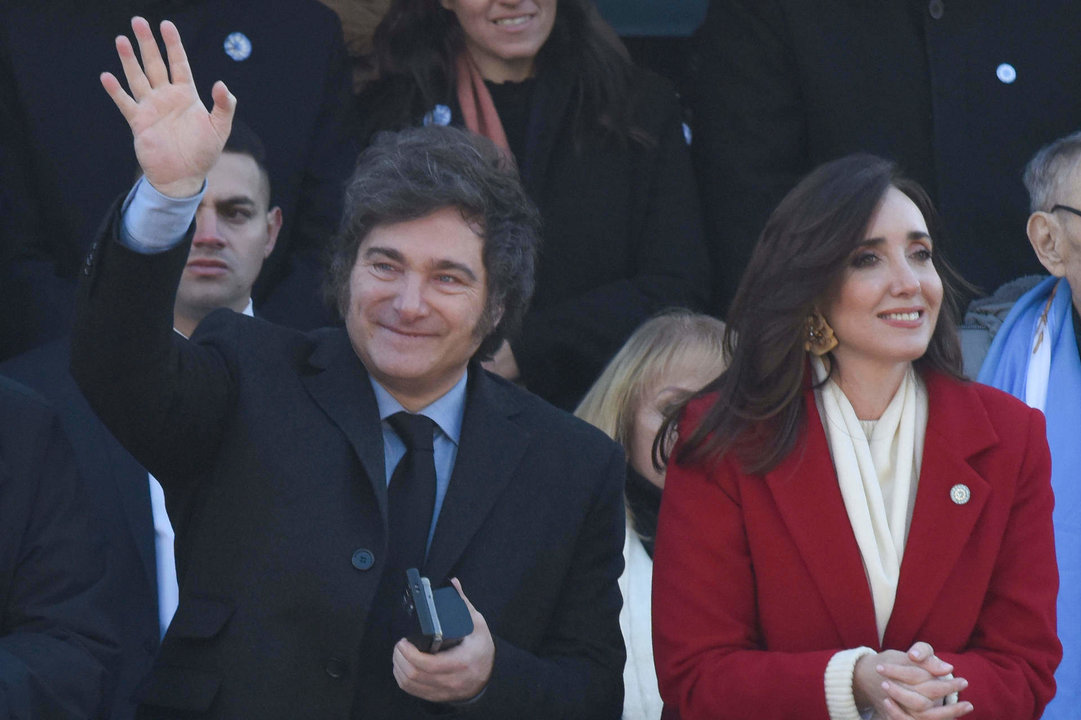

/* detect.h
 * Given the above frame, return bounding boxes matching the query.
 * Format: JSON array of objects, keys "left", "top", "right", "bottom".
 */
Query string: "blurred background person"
[
  {"left": 692, "top": 0, "right": 1081, "bottom": 315},
  {"left": 575, "top": 309, "right": 726, "bottom": 720},
  {"left": 963, "top": 130, "right": 1081, "bottom": 720},
  {"left": 653, "top": 155, "right": 1059, "bottom": 719},
  {"left": 356, "top": 0, "right": 711, "bottom": 410},
  {"left": 0, "top": 0, "right": 354, "bottom": 360},
  {"left": 0, "top": 376, "right": 116, "bottom": 719}
]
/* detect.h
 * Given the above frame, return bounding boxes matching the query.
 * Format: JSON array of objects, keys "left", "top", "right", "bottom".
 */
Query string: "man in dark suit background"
[
  {"left": 70, "top": 17, "right": 625, "bottom": 719},
  {"left": 2, "top": 125, "right": 282, "bottom": 720},
  {"left": 0, "top": 376, "right": 116, "bottom": 718},
  {"left": 692, "top": 0, "right": 1081, "bottom": 313},
  {"left": 0, "top": 0, "right": 354, "bottom": 360}
]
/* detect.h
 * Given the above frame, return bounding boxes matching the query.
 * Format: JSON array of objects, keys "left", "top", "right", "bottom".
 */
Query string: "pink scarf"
[{"left": 454, "top": 52, "right": 511, "bottom": 155}]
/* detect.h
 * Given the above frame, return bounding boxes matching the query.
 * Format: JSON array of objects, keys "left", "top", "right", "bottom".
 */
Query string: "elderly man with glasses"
[{"left": 962, "top": 130, "right": 1081, "bottom": 720}]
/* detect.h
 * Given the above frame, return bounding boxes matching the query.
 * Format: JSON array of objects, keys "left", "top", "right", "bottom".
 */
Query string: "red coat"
[{"left": 652, "top": 372, "right": 1060, "bottom": 719}]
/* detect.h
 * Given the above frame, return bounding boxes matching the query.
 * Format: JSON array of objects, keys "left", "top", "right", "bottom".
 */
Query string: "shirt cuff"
[
  {"left": 119, "top": 175, "right": 205, "bottom": 253},
  {"left": 825, "top": 647, "right": 877, "bottom": 720}
]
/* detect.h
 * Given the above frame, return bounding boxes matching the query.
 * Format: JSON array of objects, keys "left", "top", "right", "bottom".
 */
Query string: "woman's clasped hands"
[{"left": 855, "top": 642, "right": 973, "bottom": 719}]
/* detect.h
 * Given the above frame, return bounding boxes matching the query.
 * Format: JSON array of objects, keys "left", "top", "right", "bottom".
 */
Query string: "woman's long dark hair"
[
  {"left": 370, "top": 0, "right": 641, "bottom": 143},
  {"left": 663, "top": 154, "right": 967, "bottom": 475}
]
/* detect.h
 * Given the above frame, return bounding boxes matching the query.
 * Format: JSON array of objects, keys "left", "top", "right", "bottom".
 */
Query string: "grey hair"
[
  {"left": 325, "top": 125, "right": 540, "bottom": 359},
  {"left": 1023, "top": 130, "right": 1081, "bottom": 212}
]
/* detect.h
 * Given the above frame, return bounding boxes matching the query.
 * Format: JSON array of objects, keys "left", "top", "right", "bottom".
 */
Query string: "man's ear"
[
  {"left": 1028, "top": 211, "right": 1067, "bottom": 277},
  {"left": 264, "top": 206, "right": 283, "bottom": 259}
]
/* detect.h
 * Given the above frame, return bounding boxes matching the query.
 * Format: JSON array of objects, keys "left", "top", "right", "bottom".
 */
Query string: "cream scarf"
[{"left": 812, "top": 358, "right": 928, "bottom": 642}]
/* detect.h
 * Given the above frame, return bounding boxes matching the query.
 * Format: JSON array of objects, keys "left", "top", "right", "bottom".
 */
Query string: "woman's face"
[
  {"left": 440, "top": 0, "right": 557, "bottom": 83},
  {"left": 629, "top": 353, "right": 721, "bottom": 489},
  {"left": 823, "top": 186, "right": 943, "bottom": 381}
]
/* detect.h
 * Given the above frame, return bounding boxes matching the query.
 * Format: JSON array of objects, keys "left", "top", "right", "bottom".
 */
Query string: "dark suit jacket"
[
  {"left": 0, "top": 376, "right": 117, "bottom": 718},
  {"left": 70, "top": 211, "right": 627, "bottom": 718},
  {"left": 0, "top": 0, "right": 355, "bottom": 359},
  {"left": 653, "top": 373, "right": 1060, "bottom": 719},
  {"left": 2, "top": 340, "right": 160, "bottom": 720},
  {"left": 692, "top": 0, "right": 1081, "bottom": 312}
]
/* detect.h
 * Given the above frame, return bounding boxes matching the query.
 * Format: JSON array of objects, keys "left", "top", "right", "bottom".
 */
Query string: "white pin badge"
[
  {"left": 950, "top": 484, "right": 971, "bottom": 505},
  {"left": 224, "top": 32, "right": 253, "bottom": 62},
  {"left": 423, "top": 104, "right": 452, "bottom": 127},
  {"left": 996, "top": 63, "right": 1017, "bottom": 84}
]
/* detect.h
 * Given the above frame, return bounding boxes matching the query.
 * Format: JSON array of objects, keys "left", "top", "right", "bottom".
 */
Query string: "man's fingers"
[
  {"left": 209, "top": 81, "right": 236, "bottom": 140},
  {"left": 99, "top": 72, "right": 138, "bottom": 122},
  {"left": 160, "top": 20, "right": 193, "bottom": 85},
  {"left": 115, "top": 35, "right": 151, "bottom": 100},
  {"left": 449, "top": 577, "right": 483, "bottom": 622},
  {"left": 131, "top": 16, "right": 169, "bottom": 87}
]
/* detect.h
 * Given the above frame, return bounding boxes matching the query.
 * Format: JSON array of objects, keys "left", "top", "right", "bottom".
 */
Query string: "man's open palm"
[{"left": 100, "top": 17, "right": 235, "bottom": 198}]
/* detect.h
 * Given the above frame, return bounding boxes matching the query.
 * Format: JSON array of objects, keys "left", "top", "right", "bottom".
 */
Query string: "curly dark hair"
[
  {"left": 324, "top": 125, "right": 540, "bottom": 360},
  {"left": 667, "top": 154, "right": 968, "bottom": 474}
]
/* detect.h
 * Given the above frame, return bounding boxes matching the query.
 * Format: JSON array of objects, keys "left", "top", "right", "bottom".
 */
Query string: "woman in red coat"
[{"left": 652, "top": 154, "right": 1060, "bottom": 719}]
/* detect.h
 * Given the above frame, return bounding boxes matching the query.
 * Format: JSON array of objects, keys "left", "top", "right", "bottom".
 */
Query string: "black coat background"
[
  {"left": 693, "top": 0, "right": 1081, "bottom": 313},
  {"left": 0, "top": 0, "right": 356, "bottom": 359},
  {"left": 0, "top": 376, "right": 117, "bottom": 718},
  {"left": 2, "top": 341, "right": 159, "bottom": 720},
  {"left": 69, "top": 212, "right": 627, "bottom": 719},
  {"left": 359, "top": 67, "right": 711, "bottom": 410}
]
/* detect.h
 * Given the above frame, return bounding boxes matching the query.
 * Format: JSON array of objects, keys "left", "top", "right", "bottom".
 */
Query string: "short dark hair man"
[
  {"left": 72, "top": 18, "right": 625, "bottom": 718},
  {"left": 172, "top": 121, "right": 280, "bottom": 337}
]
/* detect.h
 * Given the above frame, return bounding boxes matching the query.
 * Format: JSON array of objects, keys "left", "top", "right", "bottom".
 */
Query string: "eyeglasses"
[{"left": 1050, "top": 204, "right": 1081, "bottom": 220}]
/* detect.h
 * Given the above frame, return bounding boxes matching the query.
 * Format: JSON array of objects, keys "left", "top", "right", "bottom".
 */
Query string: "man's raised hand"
[{"left": 100, "top": 17, "right": 235, "bottom": 198}]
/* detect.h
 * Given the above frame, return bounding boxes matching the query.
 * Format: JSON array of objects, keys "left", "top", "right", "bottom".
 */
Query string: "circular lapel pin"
[
  {"left": 950, "top": 484, "right": 971, "bottom": 505},
  {"left": 224, "top": 32, "right": 253, "bottom": 62}
]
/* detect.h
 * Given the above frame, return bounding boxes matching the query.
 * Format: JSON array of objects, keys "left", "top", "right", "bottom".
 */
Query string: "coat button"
[
  {"left": 351, "top": 548, "right": 375, "bottom": 570},
  {"left": 996, "top": 63, "right": 1017, "bottom": 84},
  {"left": 325, "top": 657, "right": 347, "bottom": 679},
  {"left": 928, "top": 0, "right": 944, "bottom": 19}
]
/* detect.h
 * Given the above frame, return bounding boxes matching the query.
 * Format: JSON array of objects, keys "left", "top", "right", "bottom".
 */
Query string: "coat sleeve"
[
  {"left": 464, "top": 442, "right": 627, "bottom": 719},
  {"left": 513, "top": 76, "right": 711, "bottom": 408},
  {"left": 936, "top": 405, "right": 1060, "bottom": 718},
  {"left": 690, "top": 0, "right": 807, "bottom": 314},
  {"left": 69, "top": 204, "right": 235, "bottom": 484},
  {"left": 651, "top": 411, "right": 837, "bottom": 720},
  {"left": 0, "top": 382, "right": 116, "bottom": 719}
]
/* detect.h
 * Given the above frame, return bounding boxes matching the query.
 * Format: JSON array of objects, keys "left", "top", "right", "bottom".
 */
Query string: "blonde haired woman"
[{"left": 576, "top": 310, "right": 727, "bottom": 720}]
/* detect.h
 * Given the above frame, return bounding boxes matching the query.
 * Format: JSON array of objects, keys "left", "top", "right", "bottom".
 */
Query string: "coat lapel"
[
  {"left": 884, "top": 374, "right": 995, "bottom": 648},
  {"left": 765, "top": 400, "right": 880, "bottom": 648},
  {"left": 423, "top": 370, "right": 530, "bottom": 582},
  {"left": 300, "top": 330, "right": 388, "bottom": 520}
]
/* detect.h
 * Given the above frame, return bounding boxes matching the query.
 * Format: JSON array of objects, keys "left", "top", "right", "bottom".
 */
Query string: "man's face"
[
  {"left": 345, "top": 206, "right": 497, "bottom": 410},
  {"left": 1040, "top": 164, "right": 1081, "bottom": 311},
  {"left": 174, "top": 152, "right": 281, "bottom": 324}
]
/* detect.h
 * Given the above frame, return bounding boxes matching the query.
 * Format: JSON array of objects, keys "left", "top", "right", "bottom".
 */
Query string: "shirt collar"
[{"left": 369, "top": 371, "right": 468, "bottom": 446}]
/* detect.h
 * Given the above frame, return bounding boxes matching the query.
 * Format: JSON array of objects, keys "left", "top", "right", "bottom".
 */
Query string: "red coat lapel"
[
  {"left": 884, "top": 373, "right": 997, "bottom": 648},
  {"left": 764, "top": 399, "right": 880, "bottom": 649}
]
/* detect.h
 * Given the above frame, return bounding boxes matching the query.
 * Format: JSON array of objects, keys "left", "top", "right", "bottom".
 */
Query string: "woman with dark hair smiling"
[
  {"left": 651, "top": 155, "right": 1060, "bottom": 720},
  {"left": 355, "top": 0, "right": 710, "bottom": 409}
]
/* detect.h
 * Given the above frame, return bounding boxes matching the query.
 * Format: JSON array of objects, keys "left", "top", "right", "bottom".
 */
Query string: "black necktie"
[{"left": 386, "top": 412, "right": 437, "bottom": 572}]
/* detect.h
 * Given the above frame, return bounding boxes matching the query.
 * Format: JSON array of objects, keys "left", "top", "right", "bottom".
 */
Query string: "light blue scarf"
[{"left": 979, "top": 276, "right": 1081, "bottom": 719}]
